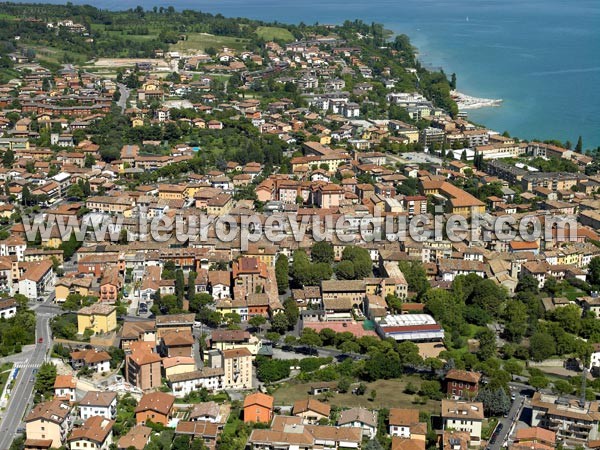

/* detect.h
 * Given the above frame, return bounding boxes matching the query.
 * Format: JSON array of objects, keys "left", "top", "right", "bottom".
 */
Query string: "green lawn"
[
  {"left": 0, "top": 68, "right": 20, "bottom": 84},
  {"left": 255, "top": 26, "right": 294, "bottom": 42},
  {"left": 170, "top": 33, "right": 248, "bottom": 54},
  {"left": 482, "top": 418, "right": 498, "bottom": 440},
  {"left": 0, "top": 362, "right": 14, "bottom": 396},
  {"left": 272, "top": 377, "right": 440, "bottom": 413},
  {"left": 560, "top": 285, "right": 586, "bottom": 301},
  {"left": 29, "top": 46, "right": 88, "bottom": 65},
  {"left": 90, "top": 23, "right": 159, "bottom": 41}
]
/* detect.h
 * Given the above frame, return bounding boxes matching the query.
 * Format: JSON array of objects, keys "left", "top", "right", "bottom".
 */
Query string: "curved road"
[{"left": 0, "top": 313, "right": 52, "bottom": 450}]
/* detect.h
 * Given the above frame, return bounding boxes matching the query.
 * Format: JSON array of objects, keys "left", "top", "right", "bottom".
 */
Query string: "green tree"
[
  {"left": 476, "top": 387, "right": 511, "bottom": 416},
  {"left": 552, "top": 379, "right": 574, "bottom": 395},
  {"left": 175, "top": 269, "right": 185, "bottom": 306},
  {"left": 275, "top": 254, "right": 289, "bottom": 294},
  {"left": 299, "top": 328, "right": 322, "bottom": 348},
  {"left": 34, "top": 362, "right": 57, "bottom": 403},
  {"left": 529, "top": 332, "right": 556, "bottom": 361},
  {"left": 338, "top": 378, "right": 351, "bottom": 393},
  {"left": 2, "top": 149, "right": 14, "bottom": 168},
  {"left": 476, "top": 328, "right": 497, "bottom": 360},
  {"left": 503, "top": 300, "right": 529, "bottom": 343},
  {"left": 60, "top": 231, "right": 82, "bottom": 260},
  {"left": 335, "top": 260, "right": 355, "bottom": 280},
  {"left": 419, "top": 380, "right": 443, "bottom": 400},
  {"left": 576, "top": 135, "right": 583, "bottom": 153},
  {"left": 588, "top": 256, "right": 600, "bottom": 287},
  {"left": 283, "top": 297, "right": 299, "bottom": 329},
  {"left": 468, "top": 279, "right": 506, "bottom": 314},
  {"left": 270, "top": 313, "right": 289, "bottom": 334},
  {"left": 249, "top": 315, "right": 266, "bottom": 333},
  {"left": 187, "top": 271, "right": 197, "bottom": 301},
  {"left": 311, "top": 241, "right": 334, "bottom": 264},
  {"left": 530, "top": 374, "right": 549, "bottom": 390},
  {"left": 398, "top": 261, "right": 429, "bottom": 298},
  {"left": 341, "top": 246, "right": 372, "bottom": 279}
]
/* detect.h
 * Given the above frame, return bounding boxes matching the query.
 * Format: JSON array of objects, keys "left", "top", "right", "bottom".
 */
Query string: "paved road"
[
  {"left": 488, "top": 389, "right": 525, "bottom": 450},
  {"left": 116, "top": 83, "right": 130, "bottom": 113},
  {"left": 0, "top": 313, "right": 52, "bottom": 449}
]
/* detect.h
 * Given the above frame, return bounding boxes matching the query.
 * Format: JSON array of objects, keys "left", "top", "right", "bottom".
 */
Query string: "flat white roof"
[
  {"left": 379, "top": 314, "right": 437, "bottom": 327},
  {"left": 52, "top": 172, "right": 71, "bottom": 182}
]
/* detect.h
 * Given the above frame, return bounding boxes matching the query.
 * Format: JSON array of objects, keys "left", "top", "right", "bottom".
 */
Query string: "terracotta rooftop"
[
  {"left": 135, "top": 392, "right": 175, "bottom": 416},
  {"left": 68, "top": 416, "right": 114, "bottom": 444},
  {"left": 53, "top": 374, "right": 77, "bottom": 390},
  {"left": 293, "top": 398, "right": 331, "bottom": 418},
  {"left": 389, "top": 408, "right": 420, "bottom": 426},
  {"left": 117, "top": 424, "right": 152, "bottom": 450},
  {"left": 79, "top": 391, "right": 117, "bottom": 407},
  {"left": 244, "top": 392, "right": 274, "bottom": 410}
]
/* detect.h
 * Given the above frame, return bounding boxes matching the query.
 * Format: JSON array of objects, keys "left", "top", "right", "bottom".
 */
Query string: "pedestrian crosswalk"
[{"left": 13, "top": 362, "right": 42, "bottom": 369}]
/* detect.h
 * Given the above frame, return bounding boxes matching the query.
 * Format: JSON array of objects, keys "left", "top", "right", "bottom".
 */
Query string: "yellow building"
[
  {"left": 319, "top": 135, "right": 332, "bottom": 145},
  {"left": 158, "top": 184, "right": 186, "bottom": 200},
  {"left": 207, "top": 193, "right": 233, "bottom": 216},
  {"left": 163, "top": 356, "right": 197, "bottom": 379},
  {"left": 245, "top": 244, "right": 277, "bottom": 267},
  {"left": 55, "top": 278, "right": 93, "bottom": 303},
  {"left": 25, "top": 399, "right": 72, "bottom": 449},
  {"left": 131, "top": 117, "right": 144, "bottom": 128},
  {"left": 77, "top": 303, "right": 117, "bottom": 335}
]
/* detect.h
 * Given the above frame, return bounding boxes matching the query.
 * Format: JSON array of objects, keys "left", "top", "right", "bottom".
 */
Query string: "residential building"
[
  {"left": 54, "top": 375, "right": 77, "bottom": 403},
  {"left": 210, "top": 330, "right": 261, "bottom": 355},
  {"left": 389, "top": 408, "right": 426, "bottom": 439},
  {"left": 135, "top": 392, "right": 175, "bottom": 426},
  {"left": 169, "top": 368, "right": 225, "bottom": 397},
  {"left": 67, "top": 416, "right": 114, "bottom": 450},
  {"left": 512, "top": 427, "right": 556, "bottom": 450},
  {"left": 125, "top": 342, "right": 163, "bottom": 391},
  {"left": 243, "top": 393, "right": 274, "bottom": 424},
  {"left": 530, "top": 392, "right": 600, "bottom": 444},
  {"left": 117, "top": 424, "right": 152, "bottom": 450},
  {"left": 338, "top": 407, "right": 378, "bottom": 439},
  {"left": 189, "top": 401, "right": 224, "bottom": 423},
  {"left": 79, "top": 391, "right": 117, "bottom": 420},
  {"left": 175, "top": 420, "right": 220, "bottom": 450},
  {"left": 221, "top": 348, "right": 253, "bottom": 389},
  {"left": 77, "top": 303, "right": 117, "bottom": 335},
  {"left": 444, "top": 369, "right": 481, "bottom": 399},
  {"left": 441, "top": 430, "right": 470, "bottom": 450},
  {"left": 0, "top": 297, "right": 17, "bottom": 319},
  {"left": 160, "top": 329, "right": 194, "bottom": 358},
  {"left": 293, "top": 398, "right": 331, "bottom": 424},
  {"left": 247, "top": 415, "right": 362, "bottom": 450},
  {"left": 70, "top": 349, "right": 111, "bottom": 374},
  {"left": 18, "top": 260, "right": 54, "bottom": 300},
  {"left": 24, "top": 399, "right": 73, "bottom": 449},
  {"left": 391, "top": 436, "right": 425, "bottom": 450},
  {"left": 441, "top": 400, "right": 484, "bottom": 445}
]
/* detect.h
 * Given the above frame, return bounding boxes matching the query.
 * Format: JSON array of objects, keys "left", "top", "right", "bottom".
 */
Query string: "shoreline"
[{"left": 450, "top": 90, "right": 503, "bottom": 110}]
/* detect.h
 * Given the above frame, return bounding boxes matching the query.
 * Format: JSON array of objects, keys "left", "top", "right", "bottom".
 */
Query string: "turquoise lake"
[{"left": 14, "top": 0, "right": 600, "bottom": 148}]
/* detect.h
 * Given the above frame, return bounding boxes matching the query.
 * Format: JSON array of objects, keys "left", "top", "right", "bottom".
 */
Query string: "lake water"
[{"left": 14, "top": 0, "right": 600, "bottom": 147}]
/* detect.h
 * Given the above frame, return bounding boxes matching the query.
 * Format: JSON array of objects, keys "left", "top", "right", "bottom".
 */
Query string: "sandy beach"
[{"left": 451, "top": 90, "right": 503, "bottom": 110}]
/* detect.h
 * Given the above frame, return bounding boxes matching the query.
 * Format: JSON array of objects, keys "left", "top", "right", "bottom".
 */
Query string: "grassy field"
[
  {"left": 0, "top": 362, "right": 14, "bottom": 396},
  {"left": 170, "top": 33, "right": 248, "bottom": 54},
  {"left": 0, "top": 68, "right": 20, "bottom": 84},
  {"left": 89, "top": 23, "right": 159, "bottom": 42},
  {"left": 255, "top": 26, "right": 294, "bottom": 42},
  {"left": 30, "top": 46, "right": 88, "bottom": 65},
  {"left": 272, "top": 377, "right": 441, "bottom": 413}
]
